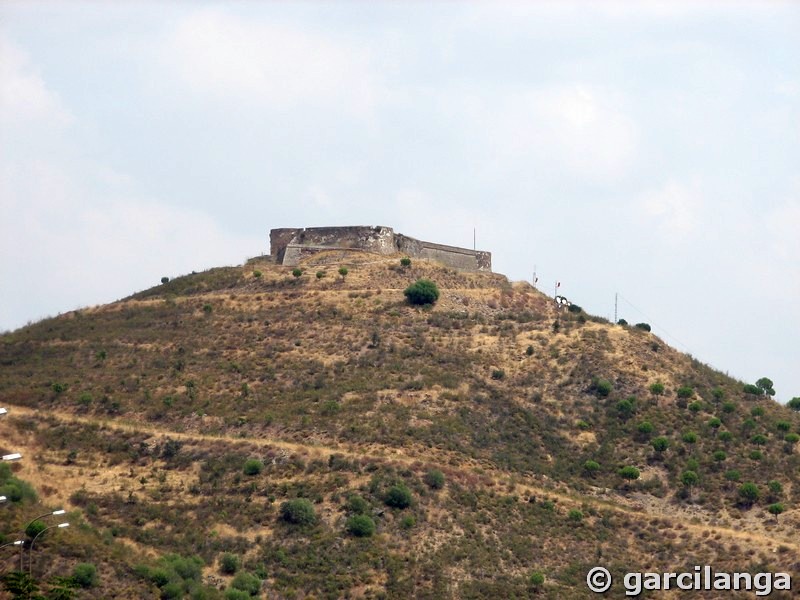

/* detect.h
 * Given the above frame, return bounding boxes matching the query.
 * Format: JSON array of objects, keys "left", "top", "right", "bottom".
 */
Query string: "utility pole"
[
  {"left": 532, "top": 265, "right": 537, "bottom": 289},
  {"left": 473, "top": 227, "right": 476, "bottom": 251},
  {"left": 614, "top": 292, "right": 618, "bottom": 324}
]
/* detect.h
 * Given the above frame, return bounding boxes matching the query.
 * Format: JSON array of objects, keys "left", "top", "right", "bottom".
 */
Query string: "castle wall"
[{"left": 270, "top": 226, "right": 491, "bottom": 272}]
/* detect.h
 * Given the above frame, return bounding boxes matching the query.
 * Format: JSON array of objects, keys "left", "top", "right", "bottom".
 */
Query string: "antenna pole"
[
  {"left": 614, "top": 292, "right": 618, "bottom": 324},
  {"left": 532, "top": 265, "right": 537, "bottom": 289},
  {"left": 473, "top": 227, "right": 476, "bottom": 251}
]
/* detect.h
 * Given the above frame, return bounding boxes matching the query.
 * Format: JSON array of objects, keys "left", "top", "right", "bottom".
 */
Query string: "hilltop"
[{"left": 1, "top": 252, "right": 798, "bottom": 599}]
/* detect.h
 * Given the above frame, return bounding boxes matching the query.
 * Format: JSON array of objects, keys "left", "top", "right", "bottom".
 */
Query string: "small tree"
[
  {"left": 755, "top": 377, "right": 775, "bottom": 397},
  {"left": 292, "top": 268, "right": 303, "bottom": 278},
  {"left": 404, "top": 279, "right": 440, "bottom": 306},
  {"left": 676, "top": 386, "right": 694, "bottom": 399},
  {"left": 529, "top": 571, "right": 545, "bottom": 590},
  {"left": 338, "top": 267, "right": 348, "bottom": 280},
  {"left": 634, "top": 322, "right": 651, "bottom": 331},
  {"left": 400, "top": 257, "right": 411, "bottom": 267},
  {"left": 681, "top": 470, "right": 700, "bottom": 488},
  {"left": 619, "top": 466, "right": 640, "bottom": 481},
  {"left": 738, "top": 482, "right": 760, "bottom": 507},
  {"left": 767, "top": 503, "right": 784, "bottom": 521},
  {"left": 786, "top": 397, "right": 800, "bottom": 411},
  {"left": 161, "top": 277, "right": 170, "bottom": 284},
  {"left": 593, "top": 379, "right": 612, "bottom": 398},
  {"left": 230, "top": 572, "right": 261, "bottom": 595},
  {"left": 568, "top": 509, "right": 584, "bottom": 522},
  {"left": 648, "top": 382, "right": 665, "bottom": 396}
]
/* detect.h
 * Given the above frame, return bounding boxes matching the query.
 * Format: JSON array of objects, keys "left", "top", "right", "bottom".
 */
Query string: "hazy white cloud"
[
  {"left": 475, "top": 85, "right": 638, "bottom": 181},
  {"left": 161, "top": 8, "right": 381, "bottom": 115},
  {"left": 0, "top": 34, "right": 73, "bottom": 128},
  {"left": 639, "top": 180, "right": 703, "bottom": 239},
  {"left": 0, "top": 159, "right": 262, "bottom": 327}
]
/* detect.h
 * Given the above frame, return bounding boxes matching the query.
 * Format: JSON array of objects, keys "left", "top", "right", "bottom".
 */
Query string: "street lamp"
[
  {"left": 21, "top": 509, "right": 66, "bottom": 570},
  {"left": 2, "top": 453, "right": 22, "bottom": 461},
  {"left": 30, "top": 522, "right": 69, "bottom": 576},
  {"left": 0, "top": 540, "right": 23, "bottom": 550}
]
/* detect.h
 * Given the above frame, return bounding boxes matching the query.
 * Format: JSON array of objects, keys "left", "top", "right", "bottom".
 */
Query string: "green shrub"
[
  {"left": 242, "top": 459, "right": 263, "bottom": 476},
  {"left": 316, "top": 270, "right": 325, "bottom": 279},
  {"left": 568, "top": 509, "right": 584, "bottom": 522},
  {"left": 583, "top": 460, "right": 601, "bottom": 476},
  {"left": 491, "top": 369, "right": 506, "bottom": 380},
  {"left": 751, "top": 406, "right": 765, "bottom": 417},
  {"left": 784, "top": 433, "right": 800, "bottom": 444},
  {"left": 724, "top": 470, "right": 741, "bottom": 482},
  {"left": 648, "top": 382, "right": 665, "bottom": 396},
  {"left": 707, "top": 417, "right": 721, "bottom": 428},
  {"left": 338, "top": 267, "right": 348, "bottom": 279},
  {"left": 231, "top": 572, "right": 261, "bottom": 596},
  {"left": 424, "top": 470, "right": 445, "bottom": 490},
  {"left": 637, "top": 421, "right": 654, "bottom": 435},
  {"left": 682, "top": 432, "right": 698, "bottom": 444},
  {"left": 768, "top": 480, "right": 783, "bottom": 495},
  {"left": 617, "top": 318, "right": 628, "bottom": 325},
  {"left": 225, "top": 589, "right": 251, "bottom": 600},
  {"left": 750, "top": 434, "right": 767, "bottom": 445},
  {"left": 576, "top": 420, "right": 590, "bottom": 430},
  {"left": 787, "top": 397, "right": 800, "bottom": 411},
  {"left": 279, "top": 499, "right": 317, "bottom": 526},
  {"left": 749, "top": 450, "right": 763, "bottom": 460},
  {"left": 718, "top": 431, "right": 733, "bottom": 442},
  {"left": 385, "top": 485, "right": 413, "bottom": 509},
  {"left": 25, "top": 520, "right": 46, "bottom": 538},
  {"left": 202, "top": 303, "right": 213, "bottom": 314},
  {"left": 400, "top": 257, "right": 411, "bottom": 267},
  {"left": 161, "top": 277, "right": 170, "bottom": 284},
  {"left": 220, "top": 553, "right": 240, "bottom": 575},
  {"left": 526, "top": 345, "right": 534, "bottom": 356},
  {"left": 712, "top": 387, "right": 725, "bottom": 401},
  {"left": 291, "top": 268, "right": 303, "bottom": 278},
  {"left": 713, "top": 450, "right": 727, "bottom": 462},
  {"left": 530, "top": 571, "right": 545, "bottom": 587},
  {"left": 686, "top": 458, "right": 699, "bottom": 471},
  {"left": 252, "top": 270, "right": 262, "bottom": 278},
  {"left": 161, "top": 582, "right": 183, "bottom": 599},
  {"left": 775, "top": 420, "right": 791, "bottom": 432},
  {"left": 72, "top": 563, "right": 98, "bottom": 588},
  {"left": 619, "top": 466, "right": 640, "bottom": 480},
  {"left": 743, "top": 384, "right": 761, "bottom": 395},
  {"left": 78, "top": 392, "right": 93, "bottom": 407},
  {"left": 651, "top": 437, "right": 669, "bottom": 453},
  {"left": 568, "top": 303, "right": 582, "bottom": 313},
  {"left": 593, "top": 379, "right": 612, "bottom": 398},
  {"left": 346, "top": 514, "right": 376, "bottom": 537},
  {"left": 676, "top": 386, "right": 694, "bottom": 399},
  {"left": 688, "top": 401, "right": 702, "bottom": 412},
  {"left": 634, "top": 322, "right": 651, "bottom": 331},
  {"left": 722, "top": 402, "right": 736, "bottom": 413},
  {"left": 346, "top": 495, "right": 370, "bottom": 515},
  {"left": 51, "top": 382, "right": 68, "bottom": 395},
  {"left": 404, "top": 279, "right": 440, "bottom": 306},
  {"left": 400, "top": 515, "right": 416, "bottom": 529}
]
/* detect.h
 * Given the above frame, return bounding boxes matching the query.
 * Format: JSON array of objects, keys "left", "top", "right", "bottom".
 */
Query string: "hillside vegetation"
[{"left": 1, "top": 253, "right": 798, "bottom": 599}]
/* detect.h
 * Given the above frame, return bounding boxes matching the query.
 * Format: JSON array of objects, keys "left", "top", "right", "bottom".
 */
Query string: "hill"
[{"left": 1, "top": 252, "right": 798, "bottom": 599}]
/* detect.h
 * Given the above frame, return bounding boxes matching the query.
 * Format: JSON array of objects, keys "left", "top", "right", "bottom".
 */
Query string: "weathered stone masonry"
[{"left": 269, "top": 226, "right": 491, "bottom": 272}]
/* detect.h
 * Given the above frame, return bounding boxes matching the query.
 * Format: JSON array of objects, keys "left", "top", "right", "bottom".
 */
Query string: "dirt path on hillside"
[{"left": 3, "top": 403, "right": 797, "bottom": 555}]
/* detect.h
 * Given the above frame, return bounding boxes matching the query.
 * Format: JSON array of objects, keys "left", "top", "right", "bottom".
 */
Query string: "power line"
[{"left": 617, "top": 293, "right": 692, "bottom": 354}]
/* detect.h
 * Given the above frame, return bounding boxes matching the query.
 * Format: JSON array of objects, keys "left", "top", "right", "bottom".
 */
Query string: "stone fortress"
[{"left": 270, "top": 226, "right": 491, "bottom": 272}]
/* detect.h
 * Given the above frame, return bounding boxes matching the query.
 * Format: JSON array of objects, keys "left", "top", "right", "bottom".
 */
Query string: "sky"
[{"left": 1, "top": 1, "right": 798, "bottom": 401}]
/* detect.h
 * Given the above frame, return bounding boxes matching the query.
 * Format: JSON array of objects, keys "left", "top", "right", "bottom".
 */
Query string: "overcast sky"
[{"left": 1, "top": 2, "right": 798, "bottom": 401}]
